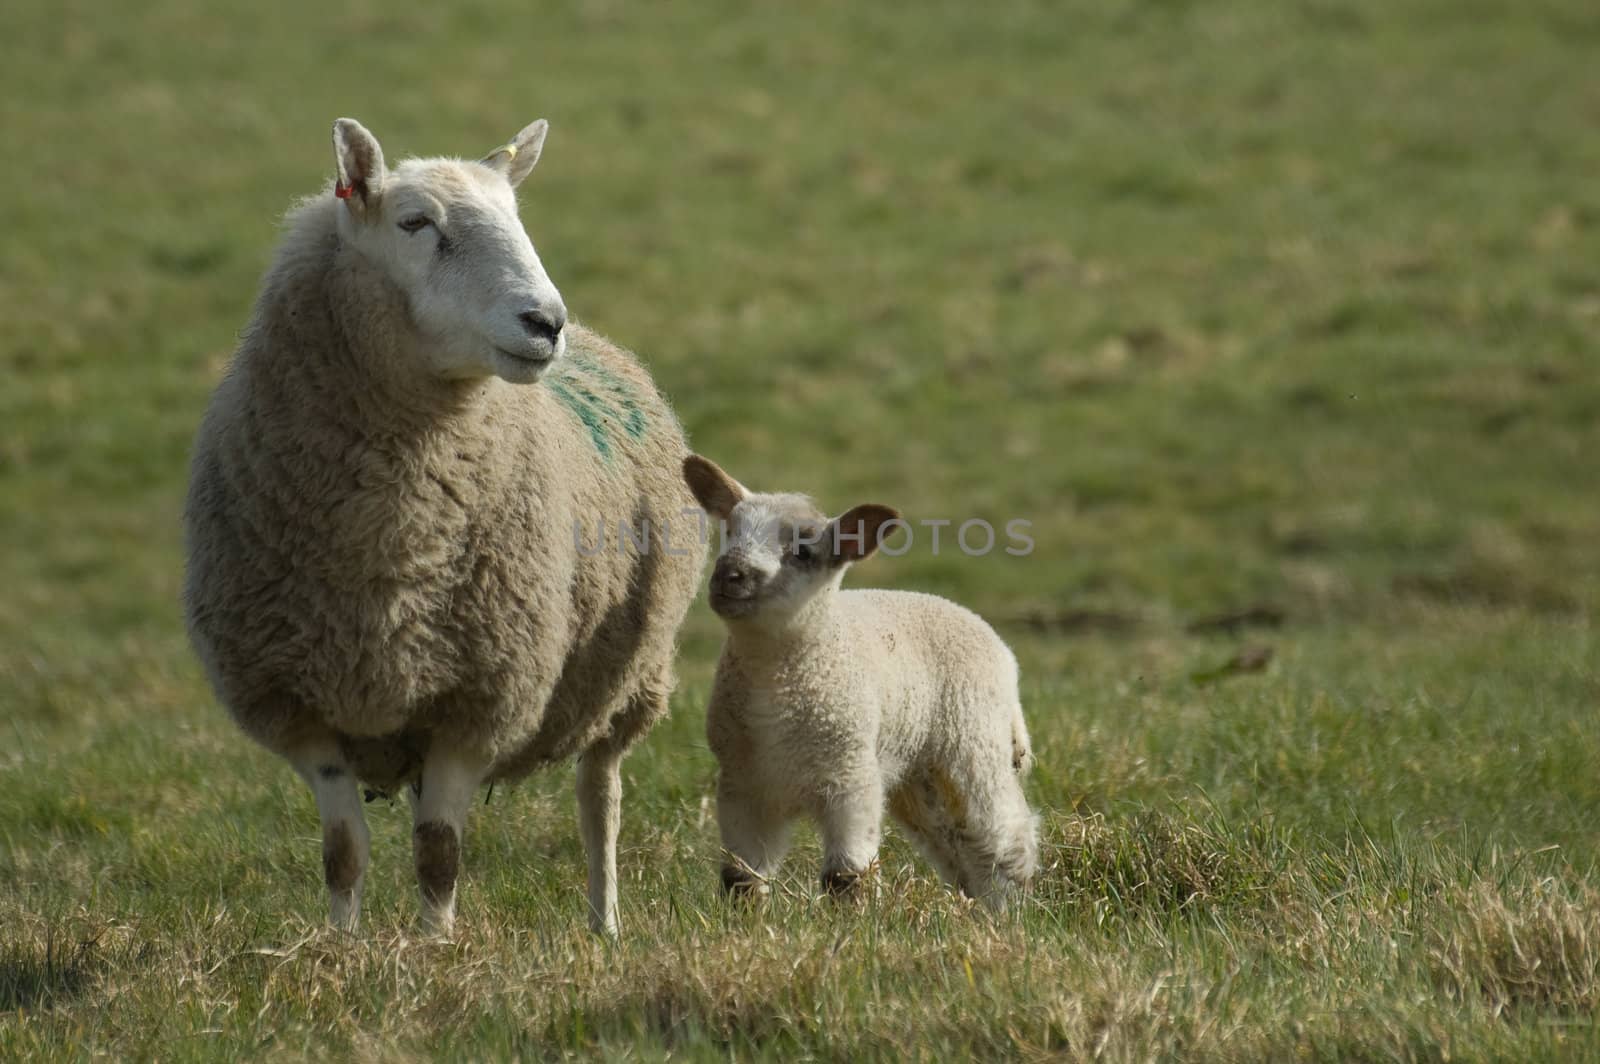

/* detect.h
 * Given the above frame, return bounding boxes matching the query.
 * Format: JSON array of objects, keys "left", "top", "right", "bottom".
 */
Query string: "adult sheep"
[{"left": 184, "top": 117, "right": 705, "bottom": 936}]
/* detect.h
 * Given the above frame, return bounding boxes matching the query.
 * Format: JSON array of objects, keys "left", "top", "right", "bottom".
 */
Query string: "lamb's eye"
[
  {"left": 793, "top": 542, "right": 816, "bottom": 563},
  {"left": 397, "top": 215, "right": 432, "bottom": 234}
]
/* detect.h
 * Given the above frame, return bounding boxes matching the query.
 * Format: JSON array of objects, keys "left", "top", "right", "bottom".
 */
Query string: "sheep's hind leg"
[
  {"left": 412, "top": 744, "right": 488, "bottom": 936},
  {"left": 575, "top": 746, "right": 623, "bottom": 937},
  {"left": 576, "top": 675, "right": 675, "bottom": 936},
  {"left": 288, "top": 738, "right": 371, "bottom": 932},
  {"left": 887, "top": 781, "right": 965, "bottom": 891}
]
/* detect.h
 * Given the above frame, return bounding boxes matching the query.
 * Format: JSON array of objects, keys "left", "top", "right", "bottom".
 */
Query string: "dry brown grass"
[{"left": 1428, "top": 880, "right": 1600, "bottom": 1016}]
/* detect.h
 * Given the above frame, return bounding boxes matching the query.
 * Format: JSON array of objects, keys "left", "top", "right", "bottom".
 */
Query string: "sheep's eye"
[
  {"left": 793, "top": 542, "right": 817, "bottom": 564},
  {"left": 397, "top": 215, "right": 432, "bottom": 234}
]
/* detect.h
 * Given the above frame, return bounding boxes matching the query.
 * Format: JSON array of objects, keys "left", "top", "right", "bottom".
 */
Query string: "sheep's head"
[
  {"left": 683, "top": 455, "right": 901, "bottom": 627},
  {"left": 330, "top": 117, "right": 568, "bottom": 385}
]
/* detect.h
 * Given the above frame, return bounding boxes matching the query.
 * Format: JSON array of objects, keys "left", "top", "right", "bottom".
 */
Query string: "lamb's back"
[
  {"left": 839, "top": 589, "right": 1015, "bottom": 682},
  {"left": 838, "top": 588, "right": 1020, "bottom": 756}
]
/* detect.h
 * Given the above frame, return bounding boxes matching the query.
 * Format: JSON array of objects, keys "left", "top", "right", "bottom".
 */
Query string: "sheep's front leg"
[
  {"left": 818, "top": 777, "right": 885, "bottom": 900},
  {"left": 412, "top": 745, "right": 487, "bottom": 936},
  {"left": 718, "top": 780, "right": 792, "bottom": 898},
  {"left": 575, "top": 747, "right": 623, "bottom": 937},
  {"left": 289, "top": 739, "right": 370, "bottom": 932}
]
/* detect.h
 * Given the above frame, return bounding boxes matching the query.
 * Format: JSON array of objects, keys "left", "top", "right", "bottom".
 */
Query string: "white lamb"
[
  {"left": 184, "top": 118, "right": 705, "bottom": 936},
  {"left": 682, "top": 455, "right": 1039, "bottom": 907}
]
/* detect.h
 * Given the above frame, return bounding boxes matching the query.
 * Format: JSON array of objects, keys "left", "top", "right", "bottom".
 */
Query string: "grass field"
[{"left": 4, "top": 0, "right": 1600, "bottom": 1058}]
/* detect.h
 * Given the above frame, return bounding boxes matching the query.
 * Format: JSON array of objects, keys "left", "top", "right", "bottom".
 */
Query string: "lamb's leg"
[
  {"left": 990, "top": 776, "right": 1041, "bottom": 903},
  {"left": 412, "top": 744, "right": 487, "bottom": 936},
  {"left": 575, "top": 747, "right": 623, "bottom": 937},
  {"left": 718, "top": 781, "right": 792, "bottom": 897},
  {"left": 951, "top": 773, "right": 1039, "bottom": 911},
  {"left": 818, "top": 779, "right": 884, "bottom": 899},
  {"left": 288, "top": 739, "right": 370, "bottom": 932},
  {"left": 887, "top": 780, "right": 965, "bottom": 890}
]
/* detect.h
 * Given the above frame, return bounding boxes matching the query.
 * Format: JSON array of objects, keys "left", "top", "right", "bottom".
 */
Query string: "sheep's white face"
[
  {"left": 331, "top": 118, "right": 567, "bottom": 385},
  {"left": 682, "top": 456, "right": 901, "bottom": 628},
  {"left": 709, "top": 493, "right": 838, "bottom": 622}
]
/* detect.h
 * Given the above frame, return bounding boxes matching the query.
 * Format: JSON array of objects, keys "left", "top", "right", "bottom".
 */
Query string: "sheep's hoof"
[
  {"left": 419, "top": 908, "right": 457, "bottom": 940},
  {"left": 328, "top": 890, "right": 362, "bottom": 933}
]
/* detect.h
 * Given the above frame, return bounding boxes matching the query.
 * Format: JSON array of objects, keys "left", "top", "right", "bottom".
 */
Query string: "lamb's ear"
[
  {"left": 683, "top": 454, "right": 747, "bottom": 521},
  {"left": 332, "top": 118, "right": 386, "bottom": 210},
  {"left": 482, "top": 119, "right": 548, "bottom": 188},
  {"left": 827, "top": 504, "right": 902, "bottom": 565}
]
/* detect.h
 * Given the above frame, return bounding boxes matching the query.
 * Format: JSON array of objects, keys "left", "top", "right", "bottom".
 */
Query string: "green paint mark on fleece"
[{"left": 548, "top": 351, "right": 650, "bottom": 460}]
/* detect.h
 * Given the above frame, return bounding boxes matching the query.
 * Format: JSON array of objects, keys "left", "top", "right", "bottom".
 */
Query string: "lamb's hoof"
[
  {"left": 721, "top": 865, "right": 766, "bottom": 899},
  {"left": 822, "top": 868, "right": 866, "bottom": 899}
]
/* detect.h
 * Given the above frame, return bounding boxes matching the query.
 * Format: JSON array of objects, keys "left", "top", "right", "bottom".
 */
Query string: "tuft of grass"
[{"left": 1045, "top": 809, "right": 1289, "bottom": 919}]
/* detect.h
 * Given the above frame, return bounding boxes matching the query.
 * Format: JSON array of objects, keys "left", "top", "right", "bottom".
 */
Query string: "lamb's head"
[
  {"left": 330, "top": 117, "right": 568, "bottom": 384},
  {"left": 683, "top": 455, "right": 901, "bottom": 626}
]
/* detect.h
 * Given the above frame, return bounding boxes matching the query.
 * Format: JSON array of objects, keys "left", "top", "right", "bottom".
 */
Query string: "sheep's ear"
[
  {"left": 332, "top": 118, "right": 387, "bottom": 211},
  {"left": 683, "top": 454, "right": 747, "bottom": 521},
  {"left": 827, "top": 504, "right": 901, "bottom": 565},
  {"left": 482, "top": 119, "right": 548, "bottom": 188}
]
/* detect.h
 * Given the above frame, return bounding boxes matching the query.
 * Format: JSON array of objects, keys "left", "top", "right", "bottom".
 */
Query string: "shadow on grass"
[
  {"left": 0, "top": 937, "right": 101, "bottom": 1011},
  {"left": 0, "top": 925, "right": 150, "bottom": 1012}
]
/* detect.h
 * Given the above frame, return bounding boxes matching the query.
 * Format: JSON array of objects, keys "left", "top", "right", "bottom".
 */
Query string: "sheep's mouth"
[
  {"left": 709, "top": 589, "right": 761, "bottom": 617},
  {"left": 495, "top": 346, "right": 553, "bottom": 368}
]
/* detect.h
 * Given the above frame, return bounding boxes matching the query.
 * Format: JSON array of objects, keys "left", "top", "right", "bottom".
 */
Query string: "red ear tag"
[{"left": 334, "top": 181, "right": 353, "bottom": 200}]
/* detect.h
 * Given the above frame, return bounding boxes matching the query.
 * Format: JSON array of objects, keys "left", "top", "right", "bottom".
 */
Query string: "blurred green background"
[{"left": 3, "top": 1, "right": 1599, "bottom": 1058}]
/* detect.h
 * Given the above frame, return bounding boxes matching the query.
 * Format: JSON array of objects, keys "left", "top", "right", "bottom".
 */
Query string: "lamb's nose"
[{"left": 519, "top": 306, "right": 566, "bottom": 343}]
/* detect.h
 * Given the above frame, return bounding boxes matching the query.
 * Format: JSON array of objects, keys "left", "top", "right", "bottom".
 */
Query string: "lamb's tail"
[{"left": 1010, "top": 703, "right": 1033, "bottom": 777}]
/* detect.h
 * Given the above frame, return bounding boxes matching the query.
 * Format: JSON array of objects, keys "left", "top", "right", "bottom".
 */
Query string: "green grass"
[{"left": 4, "top": 0, "right": 1600, "bottom": 1058}]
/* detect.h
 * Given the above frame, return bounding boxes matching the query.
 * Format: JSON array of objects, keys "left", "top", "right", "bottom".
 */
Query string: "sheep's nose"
[
  {"left": 519, "top": 306, "right": 566, "bottom": 343},
  {"left": 712, "top": 562, "right": 750, "bottom": 592}
]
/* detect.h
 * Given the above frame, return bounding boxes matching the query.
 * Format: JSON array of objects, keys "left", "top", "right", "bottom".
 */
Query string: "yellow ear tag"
[
  {"left": 481, "top": 142, "right": 521, "bottom": 168},
  {"left": 482, "top": 143, "right": 520, "bottom": 166}
]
